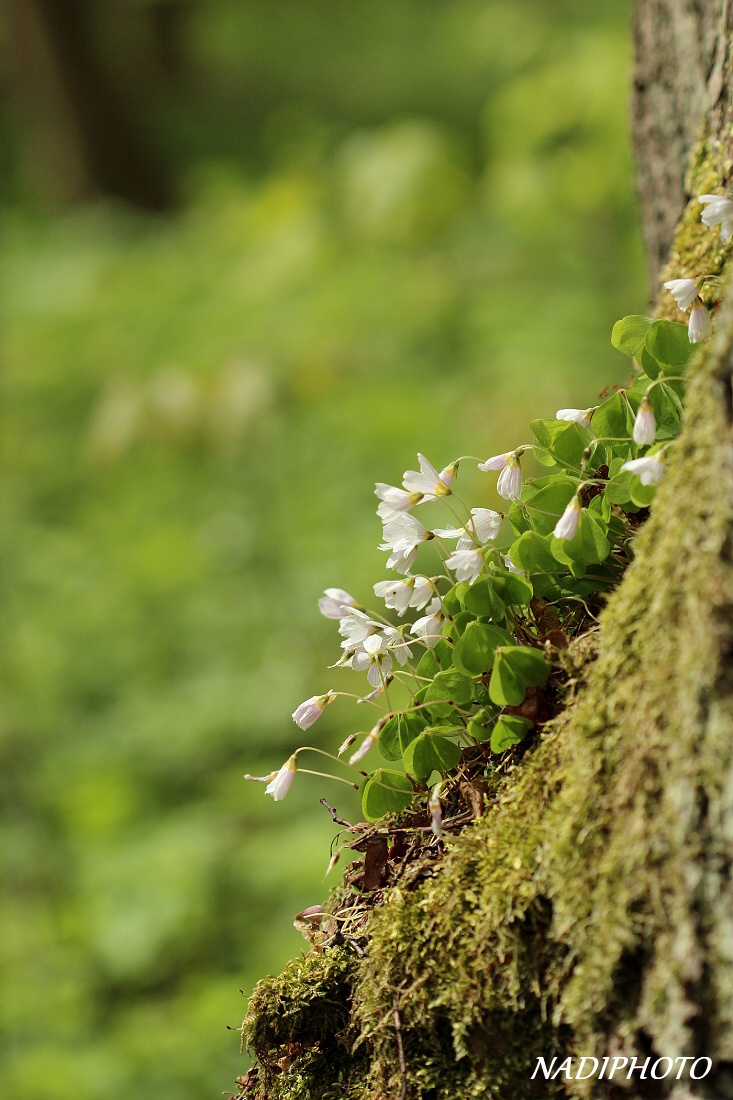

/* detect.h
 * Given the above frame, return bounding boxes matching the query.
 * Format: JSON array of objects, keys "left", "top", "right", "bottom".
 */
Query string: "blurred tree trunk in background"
[
  {"left": 2, "top": 0, "right": 175, "bottom": 209},
  {"left": 632, "top": 0, "right": 733, "bottom": 285}
]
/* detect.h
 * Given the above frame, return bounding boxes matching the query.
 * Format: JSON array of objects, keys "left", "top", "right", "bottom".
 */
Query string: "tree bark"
[{"left": 632, "top": 0, "right": 733, "bottom": 287}]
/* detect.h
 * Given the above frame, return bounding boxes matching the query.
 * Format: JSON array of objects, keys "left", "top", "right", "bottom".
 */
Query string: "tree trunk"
[
  {"left": 632, "top": 0, "right": 733, "bottom": 286},
  {"left": 2, "top": 0, "right": 172, "bottom": 210},
  {"left": 237, "top": 4, "right": 733, "bottom": 1097}
]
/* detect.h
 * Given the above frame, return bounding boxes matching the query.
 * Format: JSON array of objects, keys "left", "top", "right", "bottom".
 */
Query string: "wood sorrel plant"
[{"left": 246, "top": 192, "right": 728, "bottom": 833}]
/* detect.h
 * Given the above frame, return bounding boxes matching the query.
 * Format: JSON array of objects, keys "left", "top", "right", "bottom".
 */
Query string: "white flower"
[
  {"left": 292, "top": 691, "right": 334, "bottom": 730},
  {"left": 688, "top": 301, "right": 712, "bottom": 343},
  {"left": 446, "top": 547, "right": 484, "bottom": 585},
  {"left": 621, "top": 454, "right": 667, "bottom": 485},
  {"left": 504, "top": 554, "right": 523, "bottom": 575},
  {"left": 374, "top": 578, "right": 413, "bottom": 616},
  {"left": 428, "top": 793, "right": 443, "bottom": 840},
  {"left": 243, "top": 770, "right": 278, "bottom": 783},
  {"left": 698, "top": 194, "right": 733, "bottom": 244},
  {"left": 380, "top": 514, "right": 431, "bottom": 574},
  {"left": 318, "top": 587, "right": 356, "bottom": 620},
  {"left": 410, "top": 597, "right": 444, "bottom": 647},
  {"left": 410, "top": 576, "right": 434, "bottom": 610},
  {"left": 351, "top": 634, "right": 393, "bottom": 687},
  {"left": 497, "top": 454, "right": 523, "bottom": 500},
  {"left": 556, "top": 408, "right": 594, "bottom": 429},
  {"left": 663, "top": 278, "right": 699, "bottom": 311},
  {"left": 265, "top": 755, "right": 298, "bottom": 801},
  {"left": 439, "top": 460, "right": 459, "bottom": 485},
  {"left": 381, "top": 625, "right": 413, "bottom": 665},
  {"left": 349, "top": 718, "right": 386, "bottom": 766},
  {"left": 357, "top": 684, "right": 385, "bottom": 704},
  {"left": 477, "top": 452, "right": 523, "bottom": 499},
  {"left": 470, "top": 508, "right": 502, "bottom": 544},
  {"left": 402, "top": 453, "right": 452, "bottom": 499},
  {"left": 339, "top": 609, "right": 378, "bottom": 651},
  {"left": 553, "top": 496, "right": 581, "bottom": 541},
  {"left": 477, "top": 451, "right": 511, "bottom": 472},
  {"left": 375, "top": 482, "right": 423, "bottom": 523},
  {"left": 633, "top": 395, "right": 657, "bottom": 446}
]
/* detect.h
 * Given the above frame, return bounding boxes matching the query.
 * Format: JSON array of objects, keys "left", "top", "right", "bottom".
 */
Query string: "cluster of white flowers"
[{"left": 662, "top": 192, "right": 730, "bottom": 343}]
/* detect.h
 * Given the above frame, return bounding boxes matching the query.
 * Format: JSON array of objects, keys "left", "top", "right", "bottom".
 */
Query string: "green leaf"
[
  {"left": 416, "top": 638, "right": 453, "bottom": 679},
  {"left": 590, "top": 391, "right": 632, "bottom": 440},
  {"left": 424, "top": 669, "right": 474, "bottom": 716},
  {"left": 462, "top": 577, "right": 505, "bottom": 621},
  {"left": 550, "top": 509, "right": 611, "bottom": 571},
  {"left": 403, "top": 732, "right": 461, "bottom": 780},
  {"left": 648, "top": 381, "right": 682, "bottom": 438},
  {"left": 491, "top": 571, "right": 533, "bottom": 606},
  {"left": 611, "top": 315, "right": 654, "bottom": 357},
  {"left": 441, "top": 583, "right": 468, "bottom": 616},
  {"left": 645, "top": 319, "right": 693, "bottom": 368},
  {"left": 466, "top": 707, "right": 499, "bottom": 740},
  {"left": 508, "top": 531, "right": 560, "bottom": 577},
  {"left": 489, "top": 646, "right": 549, "bottom": 706},
  {"left": 490, "top": 714, "right": 533, "bottom": 753},
  {"left": 378, "top": 715, "right": 403, "bottom": 761},
  {"left": 453, "top": 621, "right": 512, "bottom": 677},
  {"left": 443, "top": 609, "right": 474, "bottom": 641},
  {"left": 362, "top": 769, "right": 414, "bottom": 822},
  {"left": 530, "top": 418, "right": 592, "bottom": 469},
  {"left": 507, "top": 646, "right": 551, "bottom": 687},
  {"left": 510, "top": 478, "right": 577, "bottom": 536},
  {"left": 379, "top": 710, "right": 428, "bottom": 761}
]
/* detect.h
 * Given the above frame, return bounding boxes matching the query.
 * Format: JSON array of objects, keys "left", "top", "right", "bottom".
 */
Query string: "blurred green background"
[{"left": 0, "top": 2, "right": 646, "bottom": 1097}]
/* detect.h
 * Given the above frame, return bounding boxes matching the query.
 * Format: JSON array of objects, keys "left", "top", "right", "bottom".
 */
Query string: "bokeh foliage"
[{"left": 0, "top": 1, "right": 644, "bottom": 1096}]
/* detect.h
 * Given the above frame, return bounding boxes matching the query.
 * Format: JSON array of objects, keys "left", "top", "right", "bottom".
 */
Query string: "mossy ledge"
[
  {"left": 238, "top": 284, "right": 733, "bottom": 1098},
  {"left": 238, "top": 182, "right": 733, "bottom": 1100}
]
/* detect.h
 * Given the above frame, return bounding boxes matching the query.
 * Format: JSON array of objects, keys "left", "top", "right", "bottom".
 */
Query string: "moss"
[
  {"left": 241, "top": 946, "right": 367, "bottom": 1098},
  {"left": 658, "top": 130, "right": 733, "bottom": 318}
]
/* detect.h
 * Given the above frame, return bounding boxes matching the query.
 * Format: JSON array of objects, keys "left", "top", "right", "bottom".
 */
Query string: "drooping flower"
[
  {"left": 446, "top": 547, "right": 484, "bottom": 585},
  {"left": 292, "top": 691, "right": 335, "bottom": 730},
  {"left": 357, "top": 684, "right": 385, "bottom": 705},
  {"left": 380, "top": 514, "right": 431, "bottom": 574},
  {"left": 375, "top": 482, "right": 423, "bottom": 523},
  {"left": 428, "top": 792, "right": 443, "bottom": 840},
  {"left": 265, "top": 755, "right": 298, "bottom": 801},
  {"left": 318, "top": 587, "right": 357, "bottom": 620},
  {"left": 688, "top": 301, "right": 712, "bottom": 343},
  {"left": 380, "top": 625, "right": 413, "bottom": 665},
  {"left": 632, "top": 395, "right": 657, "bottom": 446},
  {"left": 479, "top": 451, "right": 524, "bottom": 499},
  {"left": 497, "top": 454, "right": 524, "bottom": 500},
  {"left": 698, "top": 194, "right": 733, "bottom": 244},
  {"left": 439, "top": 460, "right": 459, "bottom": 485},
  {"left": 477, "top": 451, "right": 511, "bottom": 472},
  {"left": 555, "top": 407, "right": 594, "bottom": 428},
  {"left": 410, "top": 597, "right": 444, "bottom": 647},
  {"left": 553, "top": 496, "right": 581, "bottom": 541},
  {"left": 621, "top": 453, "right": 667, "bottom": 485},
  {"left": 351, "top": 634, "right": 393, "bottom": 687},
  {"left": 664, "top": 278, "right": 700, "bottom": 311},
  {"left": 402, "top": 453, "right": 452, "bottom": 499},
  {"left": 349, "top": 718, "right": 387, "bottom": 766}
]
